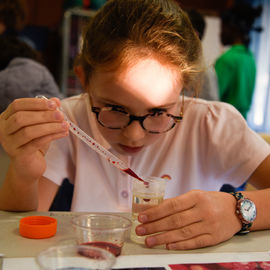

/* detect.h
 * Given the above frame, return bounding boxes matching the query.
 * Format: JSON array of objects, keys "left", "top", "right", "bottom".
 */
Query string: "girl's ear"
[{"left": 74, "top": 65, "right": 86, "bottom": 88}]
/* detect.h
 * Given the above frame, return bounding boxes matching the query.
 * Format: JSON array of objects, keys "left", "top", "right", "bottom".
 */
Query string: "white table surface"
[{"left": 1, "top": 211, "right": 270, "bottom": 269}]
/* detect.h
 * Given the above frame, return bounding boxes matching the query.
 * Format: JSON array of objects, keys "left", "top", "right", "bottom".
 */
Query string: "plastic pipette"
[{"left": 36, "top": 96, "right": 144, "bottom": 182}]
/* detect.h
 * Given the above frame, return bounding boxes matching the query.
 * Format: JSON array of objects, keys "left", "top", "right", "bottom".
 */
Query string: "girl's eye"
[
  {"left": 150, "top": 108, "right": 167, "bottom": 115},
  {"left": 105, "top": 104, "right": 127, "bottom": 113}
]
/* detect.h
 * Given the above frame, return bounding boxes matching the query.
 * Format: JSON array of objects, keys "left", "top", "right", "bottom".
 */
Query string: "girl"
[{"left": 0, "top": 0, "right": 270, "bottom": 250}]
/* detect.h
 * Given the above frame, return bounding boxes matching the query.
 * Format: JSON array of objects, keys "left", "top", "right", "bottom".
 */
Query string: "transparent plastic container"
[
  {"left": 130, "top": 176, "right": 167, "bottom": 244},
  {"left": 36, "top": 244, "right": 116, "bottom": 270},
  {"left": 71, "top": 213, "right": 132, "bottom": 256}
]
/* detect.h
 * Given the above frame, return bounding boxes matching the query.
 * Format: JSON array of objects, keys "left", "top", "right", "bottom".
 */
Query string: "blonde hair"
[{"left": 78, "top": 0, "right": 203, "bottom": 92}]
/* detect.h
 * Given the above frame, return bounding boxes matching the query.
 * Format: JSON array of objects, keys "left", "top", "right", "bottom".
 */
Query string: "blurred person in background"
[
  {"left": 0, "top": 0, "right": 36, "bottom": 48},
  {"left": 215, "top": 2, "right": 263, "bottom": 119},
  {"left": 0, "top": 0, "right": 62, "bottom": 113},
  {"left": 186, "top": 9, "right": 219, "bottom": 101},
  {"left": 0, "top": 36, "right": 62, "bottom": 113}
]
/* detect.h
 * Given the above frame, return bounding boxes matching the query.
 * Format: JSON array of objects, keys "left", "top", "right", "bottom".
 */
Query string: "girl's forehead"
[{"left": 90, "top": 57, "right": 182, "bottom": 107}]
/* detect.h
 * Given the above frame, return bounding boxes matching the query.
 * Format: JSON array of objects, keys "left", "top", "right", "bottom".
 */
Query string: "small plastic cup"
[
  {"left": 71, "top": 214, "right": 132, "bottom": 257},
  {"left": 130, "top": 176, "right": 167, "bottom": 244},
  {"left": 36, "top": 244, "right": 116, "bottom": 270}
]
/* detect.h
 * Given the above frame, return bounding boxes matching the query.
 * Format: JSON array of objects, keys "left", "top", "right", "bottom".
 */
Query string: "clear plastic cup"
[
  {"left": 71, "top": 214, "right": 132, "bottom": 257},
  {"left": 36, "top": 244, "right": 116, "bottom": 270},
  {"left": 130, "top": 176, "right": 167, "bottom": 244}
]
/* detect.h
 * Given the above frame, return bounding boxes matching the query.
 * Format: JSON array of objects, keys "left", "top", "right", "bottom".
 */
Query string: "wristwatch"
[{"left": 230, "top": 192, "right": 257, "bottom": 235}]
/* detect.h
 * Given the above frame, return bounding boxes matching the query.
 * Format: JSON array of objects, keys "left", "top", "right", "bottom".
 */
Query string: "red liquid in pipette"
[{"left": 123, "top": 168, "right": 148, "bottom": 185}]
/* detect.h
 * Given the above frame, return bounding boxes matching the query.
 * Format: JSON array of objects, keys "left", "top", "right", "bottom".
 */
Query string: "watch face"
[{"left": 240, "top": 199, "right": 257, "bottom": 223}]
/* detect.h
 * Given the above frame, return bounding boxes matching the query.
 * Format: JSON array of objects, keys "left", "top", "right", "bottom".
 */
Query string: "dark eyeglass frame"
[{"left": 91, "top": 106, "right": 183, "bottom": 134}]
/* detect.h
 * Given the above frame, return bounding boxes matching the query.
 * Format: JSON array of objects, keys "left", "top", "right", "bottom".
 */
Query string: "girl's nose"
[{"left": 121, "top": 120, "right": 146, "bottom": 141}]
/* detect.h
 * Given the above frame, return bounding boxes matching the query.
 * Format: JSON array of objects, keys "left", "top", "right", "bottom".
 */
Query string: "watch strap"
[{"left": 238, "top": 222, "right": 252, "bottom": 235}]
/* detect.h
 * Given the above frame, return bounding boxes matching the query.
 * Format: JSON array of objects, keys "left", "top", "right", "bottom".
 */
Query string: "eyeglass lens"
[{"left": 97, "top": 109, "right": 176, "bottom": 133}]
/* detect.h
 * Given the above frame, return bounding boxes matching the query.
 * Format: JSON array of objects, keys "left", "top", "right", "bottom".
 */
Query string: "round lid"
[{"left": 19, "top": 216, "right": 57, "bottom": 239}]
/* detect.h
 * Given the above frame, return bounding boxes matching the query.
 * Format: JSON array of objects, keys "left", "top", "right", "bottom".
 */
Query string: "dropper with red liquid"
[{"left": 36, "top": 95, "right": 147, "bottom": 184}]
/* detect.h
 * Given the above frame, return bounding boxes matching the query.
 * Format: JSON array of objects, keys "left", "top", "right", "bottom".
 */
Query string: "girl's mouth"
[{"left": 119, "top": 144, "right": 144, "bottom": 153}]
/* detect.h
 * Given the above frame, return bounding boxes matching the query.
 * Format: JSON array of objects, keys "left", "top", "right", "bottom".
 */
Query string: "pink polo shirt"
[{"left": 43, "top": 94, "right": 270, "bottom": 212}]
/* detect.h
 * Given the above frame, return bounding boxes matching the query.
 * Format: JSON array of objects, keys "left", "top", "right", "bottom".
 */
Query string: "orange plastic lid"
[{"left": 19, "top": 216, "right": 57, "bottom": 239}]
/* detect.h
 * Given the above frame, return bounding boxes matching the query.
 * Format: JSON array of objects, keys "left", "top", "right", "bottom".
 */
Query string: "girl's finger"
[
  {"left": 6, "top": 110, "right": 65, "bottom": 135},
  {"left": 138, "top": 190, "right": 201, "bottom": 223},
  {"left": 16, "top": 131, "right": 69, "bottom": 157},
  {"left": 144, "top": 221, "right": 208, "bottom": 248},
  {"left": 166, "top": 234, "right": 215, "bottom": 250},
  {"left": 1, "top": 97, "right": 60, "bottom": 120},
  {"left": 9, "top": 122, "right": 69, "bottom": 149},
  {"left": 136, "top": 206, "right": 201, "bottom": 236}
]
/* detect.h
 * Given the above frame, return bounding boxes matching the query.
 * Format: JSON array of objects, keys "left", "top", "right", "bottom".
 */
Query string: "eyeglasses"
[{"left": 91, "top": 105, "right": 183, "bottom": 134}]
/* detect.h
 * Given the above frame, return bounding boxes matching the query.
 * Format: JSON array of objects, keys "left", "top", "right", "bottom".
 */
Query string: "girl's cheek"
[
  {"left": 144, "top": 133, "right": 163, "bottom": 146},
  {"left": 98, "top": 127, "right": 121, "bottom": 143}
]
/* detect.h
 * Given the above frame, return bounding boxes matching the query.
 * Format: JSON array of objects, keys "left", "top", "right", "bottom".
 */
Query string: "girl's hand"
[
  {"left": 135, "top": 190, "right": 242, "bottom": 250},
  {"left": 0, "top": 98, "right": 69, "bottom": 180}
]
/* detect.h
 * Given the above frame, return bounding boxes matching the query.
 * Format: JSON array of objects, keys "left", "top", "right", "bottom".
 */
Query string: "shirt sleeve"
[
  {"left": 204, "top": 101, "right": 270, "bottom": 187},
  {"left": 43, "top": 135, "right": 75, "bottom": 186}
]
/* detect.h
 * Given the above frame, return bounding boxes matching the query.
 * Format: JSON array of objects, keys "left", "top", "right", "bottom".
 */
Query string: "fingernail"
[
  {"left": 62, "top": 121, "right": 69, "bottom": 129},
  {"left": 48, "top": 100, "right": 56, "bottom": 109},
  {"left": 146, "top": 237, "right": 156, "bottom": 247},
  {"left": 54, "top": 111, "right": 62, "bottom": 120},
  {"left": 136, "top": 226, "right": 146, "bottom": 235},
  {"left": 138, "top": 214, "right": 148, "bottom": 223}
]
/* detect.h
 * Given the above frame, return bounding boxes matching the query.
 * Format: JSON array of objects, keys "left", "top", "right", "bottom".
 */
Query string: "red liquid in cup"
[{"left": 82, "top": 241, "right": 122, "bottom": 257}]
